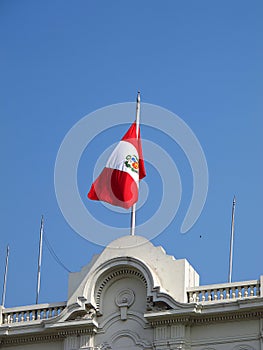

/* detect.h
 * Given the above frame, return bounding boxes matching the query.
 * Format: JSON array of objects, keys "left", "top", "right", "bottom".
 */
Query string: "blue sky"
[{"left": 1, "top": 0, "right": 262, "bottom": 307}]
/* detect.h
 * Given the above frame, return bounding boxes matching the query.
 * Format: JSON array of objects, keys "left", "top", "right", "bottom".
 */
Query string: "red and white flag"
[{"left": 88, "top": 122, "right": 146, "bottom": 209}]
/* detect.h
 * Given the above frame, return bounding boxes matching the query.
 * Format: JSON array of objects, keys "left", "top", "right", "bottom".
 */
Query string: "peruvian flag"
[{"left": 88, "top": 122, "right": 146, "bottom": 209}]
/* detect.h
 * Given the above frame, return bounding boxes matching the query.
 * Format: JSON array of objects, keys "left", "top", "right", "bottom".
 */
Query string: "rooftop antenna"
[
  {"left": 228, "top": 196, "right": 236, "bottom": 283},
  {"left": 130, "top": 91, "right": 141, "bottom": 236},
  {"left": 36, "top": 215, "right": 44, "bottom": 304},
  {"left": 1, "top": 245, "right": 10, "bottom": 306}
]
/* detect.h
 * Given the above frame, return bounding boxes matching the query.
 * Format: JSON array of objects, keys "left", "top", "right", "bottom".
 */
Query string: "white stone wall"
[
  {"left": 94, "top": 271, "right": 153, "bottom": 349},
  {"left": 191, "top": 319, "right": 259, "bottom": 348},
  {"left": 152, "top": 319, "right": 261, "bottom": 350},
  {"left": 1, "top": 236, "right": 262, "bottom": 350}
]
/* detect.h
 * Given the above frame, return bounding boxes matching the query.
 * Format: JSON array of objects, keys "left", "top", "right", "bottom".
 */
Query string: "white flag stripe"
[{"left": 106, "top": 140, "right": 139, "bottom": 184}]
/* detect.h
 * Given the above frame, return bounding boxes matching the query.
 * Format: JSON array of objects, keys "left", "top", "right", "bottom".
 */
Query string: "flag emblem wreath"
[{"left": 125, "top": 155, "right": 139, "bottom": 173}]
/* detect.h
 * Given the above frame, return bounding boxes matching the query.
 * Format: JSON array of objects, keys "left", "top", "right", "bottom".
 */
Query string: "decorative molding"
[
  {"left": 0, "top": 333, "right": 64, "bottom": 346},
  {"left": 66, "top": 307, "right": 96, "bottom": 322},
  {"left": 109, "top": 329, "right": 152, "bottom": 349},
  {"left": 115, "top": 288, "right": 135, "bottom": 320},
  {"left": 0, "top": 327, "right": 95, "bottom": 346},
  {"left": 98, "top": 310, "right": 149, "bottom": 332},
  {"left": 95, "top": 267, "right": 147, "bottom": 312},
  {"left": 147, "top": 310, "right": 263, "bottom": 326},
  {"left": 115, "top": 288, "right": 135, "bottom": 308},
  {"left": 146, "top": 296, "right": 171, "bottom": 312}
]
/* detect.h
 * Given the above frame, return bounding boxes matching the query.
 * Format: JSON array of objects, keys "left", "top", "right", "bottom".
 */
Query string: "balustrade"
[
  {"left": 1, "top": 302, "right": 66, "bottom": 325},
  {"left": 187, "top": 280, "right": 260, "bottom": 303}
]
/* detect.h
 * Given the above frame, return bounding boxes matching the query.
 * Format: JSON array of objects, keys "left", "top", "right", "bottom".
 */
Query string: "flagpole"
[
  {"left": 130, "top": 91, "right": 141, "bottom": 236},
  {"left": 36, "top": 215, "right": 44, "bottom": 304},
  {"left": 1, "top": 245, "right": 10, "bottom": 306},
  {"left": 228, "top": 196, "right": 236, "bottom": 283}
]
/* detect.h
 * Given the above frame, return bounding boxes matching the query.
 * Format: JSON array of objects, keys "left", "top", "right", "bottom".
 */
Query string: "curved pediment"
[{"left": 67, "top": 235, "right": 199, "bottom": 309}]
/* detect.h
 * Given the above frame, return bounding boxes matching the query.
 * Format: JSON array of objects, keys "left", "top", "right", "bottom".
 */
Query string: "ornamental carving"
[
  {"left": 95, "top": 267, "right": 147, "bottom": 313},
  {"left": 146, "top": 296, "right": 171, "bottom": 312},
  {"left": 115, "top": 288, "right": 135, "bottom": 320}
]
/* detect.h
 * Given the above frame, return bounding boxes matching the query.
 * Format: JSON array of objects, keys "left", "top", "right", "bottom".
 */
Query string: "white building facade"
[{"left": 0, "top": 235, "right": 262, "bottom": 349}]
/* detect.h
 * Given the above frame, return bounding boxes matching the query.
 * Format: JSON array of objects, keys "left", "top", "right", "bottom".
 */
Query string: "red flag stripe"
[{"left": 87, "top": 122, "right": 146, "bottom": 209}]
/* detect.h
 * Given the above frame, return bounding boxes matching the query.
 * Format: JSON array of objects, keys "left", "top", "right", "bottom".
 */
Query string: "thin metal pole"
[
  {"left": 36, "top": 215, "right": 44, "bottom": 304},
  {"left": 130, "top": 91, "right": 141, "bottom": 236},
  {"left": 1, "top": 245, "right": 10, "bottom": 306},
  {"left": 228, "top": 196, "right": 236, "bottom": 283}
]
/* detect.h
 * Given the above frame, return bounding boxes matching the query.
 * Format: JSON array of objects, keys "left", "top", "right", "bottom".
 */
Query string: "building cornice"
[
  {"left": 0, "top": 320, "right": 98, "bottom": 346},
  {"left": 146, "top": 308, "right": 263, "bottom": 326}
]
